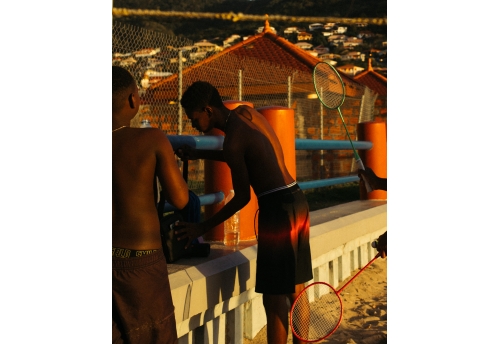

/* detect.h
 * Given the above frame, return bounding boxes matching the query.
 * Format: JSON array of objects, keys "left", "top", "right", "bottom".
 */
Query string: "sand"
[{"left": 244, "top": 258, "right": 387, "bottom": 344}]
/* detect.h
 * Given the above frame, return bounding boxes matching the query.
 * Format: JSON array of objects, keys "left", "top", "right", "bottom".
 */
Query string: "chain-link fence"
[{"left": 112, "top": 21, "right": 376, "bottom": 195}]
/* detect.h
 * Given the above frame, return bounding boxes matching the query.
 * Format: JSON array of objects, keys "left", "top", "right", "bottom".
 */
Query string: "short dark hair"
[
  {"left": 112, "top": 66, "right": 136, "bottom": 113},
  {"left": 181, "top": 81, "right": 224, "bottom": 113}
]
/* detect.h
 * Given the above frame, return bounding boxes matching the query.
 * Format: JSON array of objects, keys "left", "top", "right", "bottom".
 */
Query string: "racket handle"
[{"left": 356, "top": 159, "right": 373, "bottom": 193}]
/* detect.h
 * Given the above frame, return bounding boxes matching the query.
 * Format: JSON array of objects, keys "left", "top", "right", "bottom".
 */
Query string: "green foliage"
[{"left": 311, "top": 31, "right": 329, "bottom": 48}]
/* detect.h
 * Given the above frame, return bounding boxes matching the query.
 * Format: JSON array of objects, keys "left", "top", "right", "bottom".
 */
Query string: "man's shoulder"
[
  {"left": 114, "top": 127, "right": 169, "bottom": 149},
  {"left": 130, "top": 127, "right": 166, "bottom": 140}
]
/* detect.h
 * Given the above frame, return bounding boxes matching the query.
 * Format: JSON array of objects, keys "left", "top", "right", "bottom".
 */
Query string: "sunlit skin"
[
  {"left": 112, "top": 82, "right": 189, "bottom": 251},
  {"left": 175, "top": 103, "right": 308, "bottom": 344},
  {"left": 175, "top": 104, "right": 296, "bottom": 241}
]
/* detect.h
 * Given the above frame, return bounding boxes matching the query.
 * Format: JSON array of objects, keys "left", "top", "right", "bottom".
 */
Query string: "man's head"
[
  {"left": 181, "top": 81, "right": 225, "bottom": 133},
  {"left": 112, "top": 66, "right": 139, "bottom": 115}
]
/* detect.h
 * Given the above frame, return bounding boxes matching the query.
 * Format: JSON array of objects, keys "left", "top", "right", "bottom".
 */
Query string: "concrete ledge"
[
  {"left": 168, "top": 200, "right": 387, "bottom": 341},
  {"left": 310, "top": 201, "right": 387, "bottom": 260}
]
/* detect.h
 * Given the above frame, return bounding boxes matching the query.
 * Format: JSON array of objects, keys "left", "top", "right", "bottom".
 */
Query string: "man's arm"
[
  {"left": 174, "top": 141, "right": 251, "bottom": 246},
  {"left": 202, "top": 146, "right": 251, "bottom": 230},
  {"left": 154, "top": 131, "right": 189, "bottom": 210},
  {"left": 175, "top": 144, "right": 225, "bottom": 162}
]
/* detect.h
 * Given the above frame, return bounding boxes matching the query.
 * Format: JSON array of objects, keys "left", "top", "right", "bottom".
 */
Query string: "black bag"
[
  {"left": 157, "top": 190, "right": 210, "bottom": 263},
  {"left": 159, "top": 212, "right": 191, "bottom": 263},
  {"left": 157, "top": 192, "right": 191, "bottom": 263}
]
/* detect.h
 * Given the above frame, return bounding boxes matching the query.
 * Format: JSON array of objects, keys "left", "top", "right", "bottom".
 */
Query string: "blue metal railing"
[
  {"left": 168, "top": 135, "right": 373, "bottom": 152},
  {"left": 163, "top": 135, "right": 372, "bottom": 211},
  {"left": 295, "top": 139, "right": 372, "bottom": 151},
  {"left": 167, "top": 135, "right": 224, "bottom": 151}
]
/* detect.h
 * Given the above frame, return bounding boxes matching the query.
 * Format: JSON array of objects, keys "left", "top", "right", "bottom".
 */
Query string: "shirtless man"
[
  {"left": 176, "top": 81, "right": 313, "bottom": 344},
  {"left": 112, "top": 66, "right": 188, "bottom": 343}
]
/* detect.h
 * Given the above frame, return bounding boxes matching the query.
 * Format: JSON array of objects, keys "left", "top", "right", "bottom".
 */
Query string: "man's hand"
[
  {"left": 375, "top": 231, "right": 387, "bottom": 258},
  {"left": 358, "top": 166, "right": 387, "bottom": 191},
  {"left": 175, "top": 144, "right": 199, "bottom": 161},
  {"left": 174, "top": 221, "right": 207, "bottom": 249}
]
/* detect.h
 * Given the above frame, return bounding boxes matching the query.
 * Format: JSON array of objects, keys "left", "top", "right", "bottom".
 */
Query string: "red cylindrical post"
[
  {"left": 357, "top": 121, "right": 387, "bottom": 200},
  {"left": 257, "top": 106, "right": 297, "bottom": 180}
]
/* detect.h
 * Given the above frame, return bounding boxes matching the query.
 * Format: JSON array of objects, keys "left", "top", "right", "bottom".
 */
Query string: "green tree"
[{"left": 311, "top": 31, "right": 328, "bottom": 48}]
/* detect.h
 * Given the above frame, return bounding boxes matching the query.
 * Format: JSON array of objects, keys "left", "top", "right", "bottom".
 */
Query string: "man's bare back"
[
  {"left": 113, "top": 127, "right": 188, "bottom": 250},
  {"left": 223, "top": 105, "right": 295, "bottom": 196}
]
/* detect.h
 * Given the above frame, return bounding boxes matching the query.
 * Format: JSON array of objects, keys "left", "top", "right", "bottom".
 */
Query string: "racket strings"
[
  {"left": 313, "top": 63, "right": 345, "bottom": 109},
  {"left": 291, "top": 284, "right": 342, "bottom": 341}
]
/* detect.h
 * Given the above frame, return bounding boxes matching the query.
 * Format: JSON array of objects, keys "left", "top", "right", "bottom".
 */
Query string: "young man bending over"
[
  {"left": 175, "top": 81, "right": 313, "bottom": 344},
  {"left": 112, "top": 66, "right": 188, "bottom": 343}
]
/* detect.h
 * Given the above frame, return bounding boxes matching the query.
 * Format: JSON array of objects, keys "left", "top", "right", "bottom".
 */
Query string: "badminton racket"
[
  {"left": 290, "top": 252, "right": 380, "bottom": 342},
  {"left": 312, "top": 62, "right": 372, "bottom": 193}
]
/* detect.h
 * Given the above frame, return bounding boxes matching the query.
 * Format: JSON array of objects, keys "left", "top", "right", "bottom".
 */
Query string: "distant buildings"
[{"left": 112, "top": 20, "right": 386, "bottom": 91}]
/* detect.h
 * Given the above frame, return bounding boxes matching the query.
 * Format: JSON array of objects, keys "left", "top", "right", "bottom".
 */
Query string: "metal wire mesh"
[
  {"left": 112, "top": 21, "right": 376, "bottom": 195},
  {"left": 313, "top": 62, "right": 345, "bottom": 109},
  {"left": 291, "top": 283, "right": 342, "bottom": 341}
]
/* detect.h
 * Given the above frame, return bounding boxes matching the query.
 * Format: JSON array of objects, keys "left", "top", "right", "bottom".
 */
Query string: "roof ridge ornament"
[{"left": 264, "top": 14, "right": 271, "bottom": 33}]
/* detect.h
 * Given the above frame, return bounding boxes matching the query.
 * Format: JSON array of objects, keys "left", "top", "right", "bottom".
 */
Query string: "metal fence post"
[
  {"left": 238, "top": 69, "right": 242, "bottom": 101},
  {"left": 178, "top": 49, "right": 183, "bottom": 135},
  {"left": 288, "top": 75, "right": 292, "bottom": 109},
  {"left": 320, "top": 90, "right": 324, "bottom": 176}
]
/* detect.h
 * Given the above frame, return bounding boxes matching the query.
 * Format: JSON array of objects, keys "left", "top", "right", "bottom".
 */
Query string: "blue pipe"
[
  {"left": 295, "top": 139, "right": 372, "bottom": 150},
  {"left": 167, "top": 135, "right": 372, "bottom": 151},
  {"left": 164, "top": 135, "right": 368, "bottom": 209},
  {"left": 167, "top": 135, "right": 224, "bottom": 150},
  {"left": 163, "top": 191, "right": 225, "bottom": 212},
  {"left": 298, "top": 176, "right": 360, "bottom": 190}
]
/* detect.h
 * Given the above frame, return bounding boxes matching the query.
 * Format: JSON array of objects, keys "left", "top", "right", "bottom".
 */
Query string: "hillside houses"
[
  {"left": 332, "top": 25, "right": 348, "bottom": 34},
  {"left": 312, "top": 45, "right": 330, "bottom": 55},
  {"left": 344, "top": 37, "right": 364, "bottom": 48},
  {"left": 324, "top": 23, "right": 335, "bottom": 30},
  {"left": 297, "top": 31, "right": 313, "bottom": 41},
  {"left": 342, "top": 51, "right": 363, "bottom": 61},
  {"left": 223, "top": 35, "right": 241, "bottom": 48},
  {"left": 284, "top": 27, "right": 300, "bottom": 34},
  {"left": 336, "top": 64, "right": 365, "bottom": 76},
  {"left": 295, "top": 42, "right": 313, "bottom": 51},
  {"left": 328, "top": 34, "right": 347, "bottom": 46},
  {"left": 256, "top": 25, "right": 277, "bottom": 34},
  {"left": 134, "top": 48, "right": 161, "bottom": 58},
  {"left": 112, "top": 18, "right": 386, "bottom": 96},
  {"left": 309, "top": 23, "right": 324, "bottom": 31}
]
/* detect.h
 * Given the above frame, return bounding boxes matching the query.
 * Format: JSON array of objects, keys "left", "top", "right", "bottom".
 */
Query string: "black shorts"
[
  {"left": 255, "top": 184, "right": 313, "bottom": 294},
  {"left": 112, "top": 249, "right": 178, "bottom": 344}
]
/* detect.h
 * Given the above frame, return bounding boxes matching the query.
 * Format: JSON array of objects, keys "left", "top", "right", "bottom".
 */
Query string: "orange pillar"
[
  {"left": 257, "top": 106, "right": 296, "bottom": 179},
  {"left": 357, "top": 121, "right": 387, "bottom": 200},
  {"left": 203, "top": 100, "right": 259, "bottom": 242}
]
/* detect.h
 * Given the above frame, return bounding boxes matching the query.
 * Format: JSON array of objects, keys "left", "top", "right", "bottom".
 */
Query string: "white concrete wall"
[{"left": 169, "top": 201, "right": 387, "bottom": 343}]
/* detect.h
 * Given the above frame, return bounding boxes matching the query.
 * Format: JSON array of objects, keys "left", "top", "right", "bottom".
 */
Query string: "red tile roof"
[
  {"left": 353, "top": 59, "right": 387, "bottom": 97},
  {"left": 148, "top": 21, "right": 368, "bottom": 98}
]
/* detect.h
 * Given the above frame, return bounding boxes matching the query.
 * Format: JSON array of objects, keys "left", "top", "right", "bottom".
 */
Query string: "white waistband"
[{"left": 257, "top": 181, "right": 297, "bottom": 198}]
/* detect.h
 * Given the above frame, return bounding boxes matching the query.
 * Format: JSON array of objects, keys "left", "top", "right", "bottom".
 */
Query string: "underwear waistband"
[
  {"left": 257, "top": 181, "right": 298, "bottom": 198},
  {"left": 112, "top": 248, "right": 165, "bottom": 269},
  {"left": 112, "top": 247, "right": 159, "bottom": 259}
]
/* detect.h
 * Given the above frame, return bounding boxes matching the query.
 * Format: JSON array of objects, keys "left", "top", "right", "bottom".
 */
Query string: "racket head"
[
  {"left": 290, "top": 282, "right": 343, "bottom": 342},
  {"left": 313, "top": 62, "right": 346, "bottom": 109}
]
